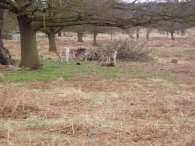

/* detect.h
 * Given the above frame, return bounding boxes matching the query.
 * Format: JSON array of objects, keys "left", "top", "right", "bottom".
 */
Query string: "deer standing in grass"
[
  {"left": 99, "top": 50, "right": 117, "bottom": 67},
  {"left": 54, "top": 47, "right": 87, "bottom": 62},
  {"left": 54, "top": 47, "right": 75, "bottom": 62},
  {"left": 75, "top": 47, "right": 87, "bottom": 61}
]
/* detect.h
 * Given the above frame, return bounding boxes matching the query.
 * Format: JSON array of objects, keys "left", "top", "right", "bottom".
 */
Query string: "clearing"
[{"left": 0, "top": 32, "right": 195, "bottom": 146}]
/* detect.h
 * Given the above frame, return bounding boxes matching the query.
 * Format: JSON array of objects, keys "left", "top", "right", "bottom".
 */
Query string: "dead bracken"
[{"left": 0, "top": 34, "right": 195, "bottom": 145}]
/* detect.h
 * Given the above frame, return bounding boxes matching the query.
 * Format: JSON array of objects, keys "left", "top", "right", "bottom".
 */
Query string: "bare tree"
[{"left": 158, "top": 21, "right": 185, "bottom": 40}]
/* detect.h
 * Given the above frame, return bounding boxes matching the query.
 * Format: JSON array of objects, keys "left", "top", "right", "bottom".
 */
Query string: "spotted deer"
[
  {"left": 60, "top": 48, "right": 70, "bottom": 62},
  {"left": 75, "top": 47, "right": 87, "bottom": 61},
  {"left": 54, "top": 47, "right": 76, "bottom": 62},
  {"left": 99, "top": 50, "right": 117, "bottom": 66}
]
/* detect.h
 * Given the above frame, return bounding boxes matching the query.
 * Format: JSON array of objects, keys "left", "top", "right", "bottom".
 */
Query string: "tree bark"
[
  {"left": 0, "top": 46, "right": 12, "bottom": 65},
  {"left": 77, "top": 32, "right": 84, "bottom": 42},
  {"left": 0, "top": 9, "right": 13, "bottom": 65},
  {"left": 0, "top": 9, "right": 3, "bottom": 47},
  {"left": 136, "top": 32, "right": 139, "bottom": 39},
  {"left": 48, "top": 32, "right": 57, "bottom": 52},
  {"left": 93, "top": 32, "right": 98, "bottom": 46},
  {"left": 171, "top": 32, "right": 174, "bottom": 40},
  {"left": 17, "top": 15, "right": 41, "bottom": 69},
  {"left": 110, "top": 30, "right": 113, "bottom": 41},
  {"left": 146, "top": 32, "right": 149, "bottom": 39},
  {"left": 136, "top": 28, "right": 140, "bottom": 39},
  {"left": 58, "top": 31, "right": 62, "bottom": 37}
]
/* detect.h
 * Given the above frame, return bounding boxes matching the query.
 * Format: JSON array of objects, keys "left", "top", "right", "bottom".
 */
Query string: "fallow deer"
[
  {"left": 99, "top": 50, "right": 117, "bottom": 66},
  {"left": 75, "top": 47, "right": 87, "bottom": 61},
  {"left": 54, "top": 47, "right": 76, "bottom": 62}
]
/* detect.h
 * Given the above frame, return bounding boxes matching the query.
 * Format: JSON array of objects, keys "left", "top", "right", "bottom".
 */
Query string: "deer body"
[
  {"left": 75, "top": 47, "right": 87, "bottom": 61},
  {"left": 55, "top": 47, "right": 86, "bottom": 62},
  {"left": 60, "top": 48, "right": 70, "bottom": 62},
  {"left": 99, "top": 50, "right": 117, "bottom": 66}
]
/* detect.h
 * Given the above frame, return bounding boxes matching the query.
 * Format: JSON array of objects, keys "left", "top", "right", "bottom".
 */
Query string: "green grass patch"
[
  {"left": 183, "top": 49, "right": 195, "bottom": 56},
  {"left": 0, "top": 124, "right": 6, "bottom": 131},
  {"left": 2, "top": 61, "right": 144, "bottom": 82},
  {"left": 22, "top": 119, "right": 50, "bottom": 129}
]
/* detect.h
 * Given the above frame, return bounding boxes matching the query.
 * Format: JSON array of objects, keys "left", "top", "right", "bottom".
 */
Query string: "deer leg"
[{"left": 65, "top": 48, "right": 70, "bottom": 62}]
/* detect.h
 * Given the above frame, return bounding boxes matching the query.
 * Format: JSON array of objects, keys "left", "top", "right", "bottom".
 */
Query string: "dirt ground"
[{"left": 0, "top": 31, "right": 195, "bottom": 146}]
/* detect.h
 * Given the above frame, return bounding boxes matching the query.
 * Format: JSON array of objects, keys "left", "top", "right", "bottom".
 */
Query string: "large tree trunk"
[
  {"left": 77, "top": 32, "right": 84, "bottom": 42},
  {"left": 48, "top": 32, "right": 57, "bottom": 52},
  {"left": 17, "top": 15, "right": 41, "bottom": 69}
]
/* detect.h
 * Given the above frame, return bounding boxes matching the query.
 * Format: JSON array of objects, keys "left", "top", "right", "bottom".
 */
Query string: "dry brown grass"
[
  {"left": 0, "top": 78, "right": 194, "bottom": 145},
  {"left": 0, "top": 84, "right": 39, "bottom": 119},
  {"left": 3, "top": 31, "right": 195, "bottom": 61},
  {"left": 0, "top": 84, "right": 60, "bottom": 120},
  {"left": 0, "top": 32, "right": 195, "bottom": 145}
]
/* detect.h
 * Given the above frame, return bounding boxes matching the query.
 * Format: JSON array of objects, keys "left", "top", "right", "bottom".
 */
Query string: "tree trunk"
[
  {"left": 48, "top": 32, "right": 57, "bottom": 52},
  {"left": 58, "top": 31, "right": 62, "bottom": 37},
  {"left": 0, "top": 9, "right": 3, "bottom": 47},
  {"left": 17, "top": 15, "right": 41, "bottom": 69},
  {"left": 93, "top": 32, "right": 98, "bottom": 46},
  {"left": 0, "top": 9, "right": 13, "bottom": 65},
  {"left": 136, "top": 32, "right": 139, "bottom": 39},
  {"left": 0, "top": 46, "right": 12, "bottom": 65},
  {"left": 146, "top": 32, "right": 149, "bottom": 39},
  {"left": 171, "top": 32, "right": 174, "bottom": 40},
  {"left": 110, "top": 29, "right": 113, "bottom": 42},
  {"left": 77, "top": 32, "right": 84, "bottom": 42},
  {"left": 136, "top": 28, "right": 140, "bottom": 39}
]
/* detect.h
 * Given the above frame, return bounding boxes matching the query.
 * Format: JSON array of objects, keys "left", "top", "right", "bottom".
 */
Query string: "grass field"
[
  {"left": 0, "top": 33, "right": 195, "bottom": 146},
  {"left": 3, "top": 61, "right": 141, "bottom": 82}
]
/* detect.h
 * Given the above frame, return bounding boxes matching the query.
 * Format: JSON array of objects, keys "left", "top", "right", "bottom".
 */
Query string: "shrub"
[
  {"left": 112, "top": 39, "right": 152, "bottom": 61},
  {"left": 86, "top": 45, "right": 116, "bottom": 61},
  {"left": 86, "top": 48, "right": 102, "bottom": 61},
  {"left": 87, "top": 38, "right": 152, "bottom": 61}
]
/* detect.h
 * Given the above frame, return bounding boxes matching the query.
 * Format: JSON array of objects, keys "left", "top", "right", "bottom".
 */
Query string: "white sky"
[{"left": 120, "top": 0, "right": 156, "bottom": 3}]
